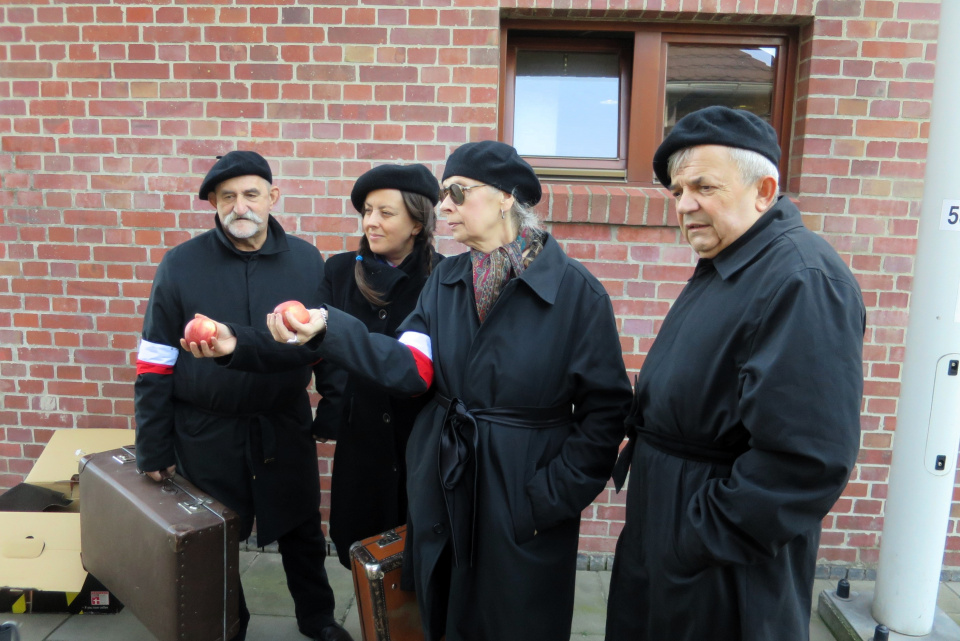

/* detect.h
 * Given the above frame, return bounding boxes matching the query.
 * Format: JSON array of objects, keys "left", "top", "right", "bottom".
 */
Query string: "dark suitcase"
[
  {"left": 350, "top": 525, "right": 423, "bottom": 641},
  {"left": 78, "top": 446, "right": 241, "bottom": 641}
]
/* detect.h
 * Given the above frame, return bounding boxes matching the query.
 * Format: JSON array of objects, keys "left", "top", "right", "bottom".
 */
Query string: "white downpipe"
[{"left": 871, "top": 0, "right": 960, "bottom": 634}]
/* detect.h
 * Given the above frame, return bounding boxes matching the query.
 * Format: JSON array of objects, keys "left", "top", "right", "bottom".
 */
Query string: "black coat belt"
[
  {"left": 613, "top": 417, "right": 749, "bottom": 491},
  {"left": 435, "top": 394, "right": 572, "bottom": 568}
]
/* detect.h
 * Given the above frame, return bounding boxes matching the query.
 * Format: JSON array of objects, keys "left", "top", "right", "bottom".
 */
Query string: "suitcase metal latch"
[
  {"left": 112, "top": 446, "right": 137, "bottom": 465},
  {"left": 377, "top": 530, "right": 401, "bottom": 547},
  {"left": 179, "top": 499, "right": 202, "bottom": 514},
  {"left": 178, "top": 496, "right": 214, "bottom": 514}
]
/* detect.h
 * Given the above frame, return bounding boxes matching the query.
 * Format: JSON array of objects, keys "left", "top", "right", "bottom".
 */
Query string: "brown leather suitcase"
[
  {"left": 350, "top": 525, "right": 423, "bottom": 641},
  {"left": 78, "top": 446, "right": 241, "bottom": 641}
]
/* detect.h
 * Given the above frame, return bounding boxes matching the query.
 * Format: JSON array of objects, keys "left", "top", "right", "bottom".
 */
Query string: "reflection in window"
[
  {"left": 514, "top": 50, "right": 620, "bottom": 159},
  {"left": 664, "top": 45, "right": 777, "bottom": 136}
]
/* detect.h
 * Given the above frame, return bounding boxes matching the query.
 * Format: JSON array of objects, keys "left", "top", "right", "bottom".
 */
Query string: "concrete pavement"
[{"left": 6, "top": 551, "right": 960, "bottom": 640}]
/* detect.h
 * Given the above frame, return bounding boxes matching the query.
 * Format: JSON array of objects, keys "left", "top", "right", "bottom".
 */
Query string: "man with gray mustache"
[
  {"left": 222, "top": 208, "right": 266, "bottom": 237},
  {"left": 134, "top": 151, "right": 352, "bottom": 641}
]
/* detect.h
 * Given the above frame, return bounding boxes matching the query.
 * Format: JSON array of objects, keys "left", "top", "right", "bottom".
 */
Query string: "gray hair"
[
  {"left": 667, "top": 146, "right": 780, "bottom": 197},
  {"left": 509, "top": 191, "right": 543, "bottom": 233}
]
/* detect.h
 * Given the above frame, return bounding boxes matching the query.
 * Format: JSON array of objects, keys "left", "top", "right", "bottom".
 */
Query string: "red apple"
[
  {"left": 274, "top": 300, "right": 310, "bottom": 331},
  {"left": 184, "top": 317, "right": 217, "bottom": 345}
]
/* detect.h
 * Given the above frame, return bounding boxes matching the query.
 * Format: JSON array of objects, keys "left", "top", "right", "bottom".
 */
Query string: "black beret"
[
  {"left": 653, "top": 106, "right": 780, "bottom": 187},
  {"left": 350, "top": 163, "right": 440, "bottom": 213},
  {"left": 442, "top": 140, "right": 541, "bottom": 206},
  {"left": 199, "top": 150, "right": 273, "bottom": 199}
]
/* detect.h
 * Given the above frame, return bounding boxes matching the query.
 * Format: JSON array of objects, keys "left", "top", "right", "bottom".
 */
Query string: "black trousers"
[{"left": 234, "top": 512, "right": 337, "bottom": 640}]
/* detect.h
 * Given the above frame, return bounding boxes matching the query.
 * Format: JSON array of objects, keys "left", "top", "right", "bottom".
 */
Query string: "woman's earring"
[{"left": 500, "top": 209, "right": 506, "bottom": 219}]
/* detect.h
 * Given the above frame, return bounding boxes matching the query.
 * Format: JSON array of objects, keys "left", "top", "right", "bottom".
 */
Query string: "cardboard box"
[{"left": 0, "top": 429, "right": 134, "bottom": 613}]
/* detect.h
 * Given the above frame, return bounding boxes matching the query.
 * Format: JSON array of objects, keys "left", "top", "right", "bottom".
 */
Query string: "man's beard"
[{"left": 223, "top": 211, "right": 265, "bottom": 239}]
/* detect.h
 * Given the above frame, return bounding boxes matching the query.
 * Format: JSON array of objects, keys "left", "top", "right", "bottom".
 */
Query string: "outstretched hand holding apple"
[
  {"left": 180, "top": 313, "right": 237, "bottom": 358},
  {"left": 267, "top": 305, "right": 327, "bottom": 345},
  {"left": 274, "top": 300, "right": 310, "bottom": 330}
]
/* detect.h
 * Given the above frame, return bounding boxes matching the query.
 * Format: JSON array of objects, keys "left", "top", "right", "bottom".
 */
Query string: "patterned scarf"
[{"left": 470, "top": 229, "right": 544, "bottom": 323}]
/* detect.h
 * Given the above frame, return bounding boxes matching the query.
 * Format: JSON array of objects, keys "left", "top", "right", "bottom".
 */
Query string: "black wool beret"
[
  {"left": 652, "top": 106, "right": 781, "bottom": 188},
  {"left": 442, "top": 140, "right": 542, "bottom": 206},
  {"left": 199, "top": 150, "right": 273, "bottom": 199},
  {"left": 350, "top": 163, "right": 440, "bottom": 213}
]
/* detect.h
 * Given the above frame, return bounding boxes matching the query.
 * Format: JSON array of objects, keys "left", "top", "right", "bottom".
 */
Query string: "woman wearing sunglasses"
[
  {"left": 198, "top": 141, "right": 631, "bottom": 641},
  {"left": 315, "top": 163, "right": 443, "bottom": 569}
]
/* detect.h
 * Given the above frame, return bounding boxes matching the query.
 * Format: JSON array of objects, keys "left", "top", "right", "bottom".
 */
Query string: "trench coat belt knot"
[
  {"left": 181, "top": 402, "right": 280, "bottom": 466},
  {"left": 613, "top": 420, "right": 750, "bottom": 491},
  {"left": 435, "top": 394, "right": 573, "bottom": 568}
]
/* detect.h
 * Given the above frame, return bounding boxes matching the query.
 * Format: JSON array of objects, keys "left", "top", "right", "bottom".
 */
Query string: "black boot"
[{"left": 314, "top": 622, "right": 354, "bottom": 641}]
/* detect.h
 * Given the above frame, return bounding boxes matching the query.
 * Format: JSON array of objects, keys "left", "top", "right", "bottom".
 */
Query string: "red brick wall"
[{"left": 0, "top": 0, "right": 946, "bottom": 570}]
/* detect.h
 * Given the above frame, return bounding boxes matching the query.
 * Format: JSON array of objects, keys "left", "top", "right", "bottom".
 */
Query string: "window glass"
[
  {"left": 664, "top": 45, "right": 777, "bottom": 136},
  {"left": 501, "top": 25, "right": 795, "bottom": 183},
  {"left": 514, "top": 50, "right": 621, "bottom": 159}
]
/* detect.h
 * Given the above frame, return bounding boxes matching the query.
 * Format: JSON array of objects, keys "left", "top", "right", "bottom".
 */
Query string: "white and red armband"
[
  {"left": 136, "top": 339, "right": 179, "bottom": 375},
  {"left": 398, "top": 331, "right": 433, "bottom": 388}
]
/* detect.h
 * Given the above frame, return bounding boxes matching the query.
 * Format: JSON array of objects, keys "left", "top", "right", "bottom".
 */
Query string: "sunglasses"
[{"left": 439, "top": 183, "right": 487, "bottom": 206}]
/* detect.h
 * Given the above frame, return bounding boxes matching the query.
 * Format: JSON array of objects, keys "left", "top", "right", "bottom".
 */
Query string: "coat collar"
[
  {"left": 707, "top": 196, "right": 805, "bottom": 280},
  {"left": 359, "top": 247, "right": 421, "bottom": 292},
  {"left": 213, "top": 214, "right": 289, "bottom": 257},
  {"left": 439, "top": 232, "right": 565, "bottom": 306}
]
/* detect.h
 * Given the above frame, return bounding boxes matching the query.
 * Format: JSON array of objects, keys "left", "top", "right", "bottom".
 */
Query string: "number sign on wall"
[{"left": 941, "top": 200, "right": 960, "bottom": 231}]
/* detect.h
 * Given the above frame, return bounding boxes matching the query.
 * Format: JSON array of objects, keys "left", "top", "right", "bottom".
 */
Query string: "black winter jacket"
[
  {"left": 134, "top": 215, "right": 341, "bottom": 544},
  {"left": 318, "top": 247, "right": 442, "bottom": 567}
]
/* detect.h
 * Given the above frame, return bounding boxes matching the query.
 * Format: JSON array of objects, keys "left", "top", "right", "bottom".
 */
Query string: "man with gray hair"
[{"left": 605, "top": 106, "right": 865, "bottom": 640}]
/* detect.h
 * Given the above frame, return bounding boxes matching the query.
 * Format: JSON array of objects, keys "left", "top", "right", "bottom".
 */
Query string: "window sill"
[{"left": 533, "top": 167, "right": 627, "bottom": 181}]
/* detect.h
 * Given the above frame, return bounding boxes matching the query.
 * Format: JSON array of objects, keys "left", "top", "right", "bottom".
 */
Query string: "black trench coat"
[
  {"left": 228, "top": 233, "right": 632, "bottom": 641},
  {"left": 317, "top": 248, "right": 441, "bottom": 568},
  {"left": 605, "top": 199, "right": 865, "bottom": 641}
]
